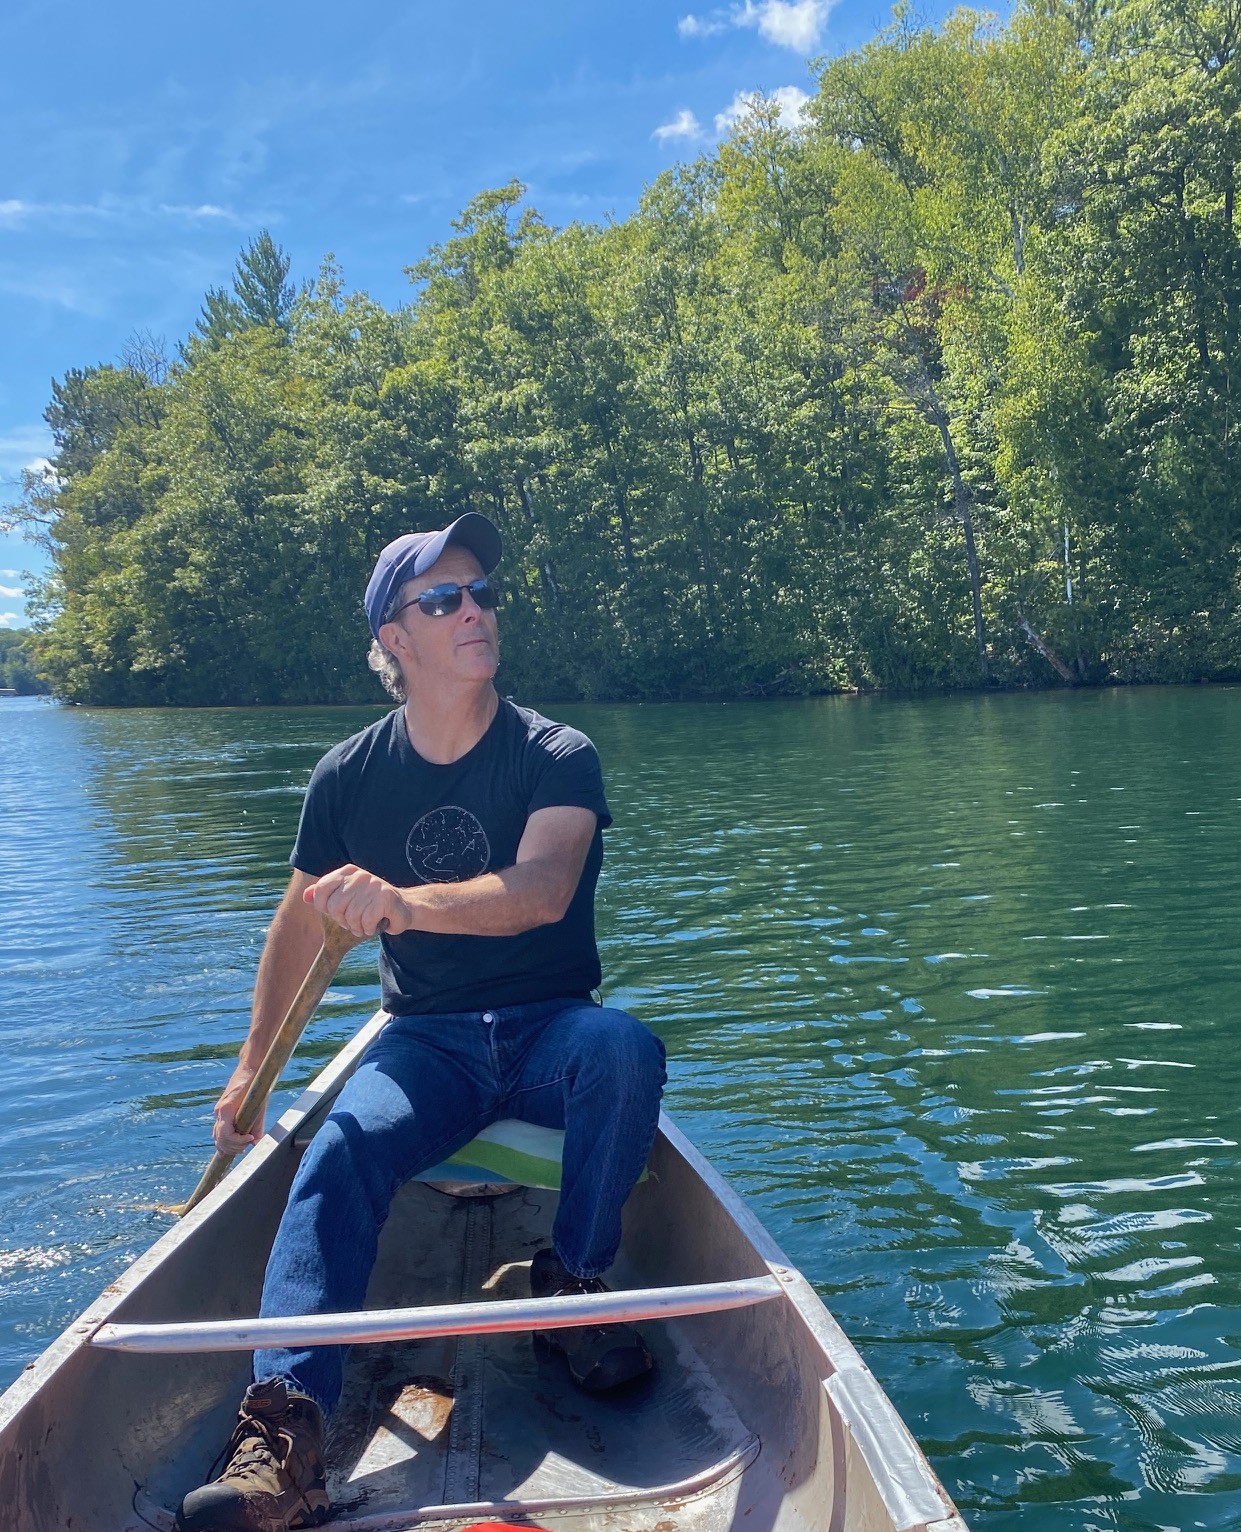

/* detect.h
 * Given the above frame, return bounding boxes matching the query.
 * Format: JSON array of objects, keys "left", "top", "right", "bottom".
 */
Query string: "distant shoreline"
[{"left": 13, "top": 676, "right": 1240, "bottom": 712}]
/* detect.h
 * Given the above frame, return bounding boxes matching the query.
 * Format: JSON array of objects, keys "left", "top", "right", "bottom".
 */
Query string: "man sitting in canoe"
[{"left": 176, "top": 512, "right": 667, "bottom": 1532}]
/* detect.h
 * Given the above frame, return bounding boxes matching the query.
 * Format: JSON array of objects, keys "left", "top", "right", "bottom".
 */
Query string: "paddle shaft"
[{"left": 177, "top": 918, "right": 373, "bottom": 1216}]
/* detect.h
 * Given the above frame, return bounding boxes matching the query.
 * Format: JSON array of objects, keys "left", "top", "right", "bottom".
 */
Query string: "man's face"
[{"left": 380, "top": 546, "right": 499, "bottom": 690}]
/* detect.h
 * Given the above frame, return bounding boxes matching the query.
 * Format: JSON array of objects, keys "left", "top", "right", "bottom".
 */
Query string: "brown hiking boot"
[
  {"left": 175, "top": 1377, "right": 329, "bottom": 1532},
  {"left": 530, "top": 1248, "right": 654, "bottom": 1392}
]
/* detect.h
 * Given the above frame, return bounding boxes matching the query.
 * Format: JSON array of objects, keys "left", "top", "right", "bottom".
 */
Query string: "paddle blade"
[{"left": 167, "top": 1148, "right": 234, "bottom": 1217}]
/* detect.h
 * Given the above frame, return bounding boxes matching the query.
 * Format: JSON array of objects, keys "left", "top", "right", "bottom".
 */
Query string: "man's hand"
[
  {"left": 213, "top": 1067, "right": 264, "bottom": 1155},
  {"left": 304, "top": 864, "right": 413, "bottom": 938}
]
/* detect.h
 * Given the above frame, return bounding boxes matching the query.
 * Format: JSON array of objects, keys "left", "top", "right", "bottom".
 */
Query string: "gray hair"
[
  {"left": 367, "top": 578, "right": 413, "bottom": 701},
  {"left": 367, "top": 637, "right": 406, "bottom": 701}
]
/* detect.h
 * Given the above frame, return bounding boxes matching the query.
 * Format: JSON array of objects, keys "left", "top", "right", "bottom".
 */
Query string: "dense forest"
[
  {"left": 6, "top": 0, "right": 1239, "bottom": 705},
  {"left": 0, "top": 631, "right": 46, "bottom": 694}
]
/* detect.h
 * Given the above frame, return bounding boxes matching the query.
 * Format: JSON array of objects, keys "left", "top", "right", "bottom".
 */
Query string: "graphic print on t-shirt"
[{"left": 406, "top": 806, "right": 492, "bottom": 883}]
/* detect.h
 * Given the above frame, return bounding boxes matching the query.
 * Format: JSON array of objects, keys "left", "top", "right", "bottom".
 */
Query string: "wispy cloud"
[
  {"left": 653, "top": 109, "right": 706, "bottom": 144},
  {"left": 679, "top": 0, "right": 833, "bottom": 53},
  {"left": 0, "top": 197, "right": 250, "bottom": 231},
  {"left": 0, "top": 199, "right": 101, "bottom": 225},
  {"left": 0, "top": 427, "right": 54, "bottom": 466},
  {"left": 0, "top": 429, "right": 56, "bottom": 486},
  {"left": 0, "top": 584, "right": 24, "bottom": 600},
  {"left": 2, "top": 267, "right": 103, "bottom": 313},
  {"left": 678, "top": 13, "right": 729, "bottom": 36},
  {"left": 0, "top": 612, "right": 24, "bottom": 629},
  {"left": 715, "top": 85, "right": 810, "bottom": 135},
  {"left": 158, "top": 203, "right": 246, "bottom": 223}
]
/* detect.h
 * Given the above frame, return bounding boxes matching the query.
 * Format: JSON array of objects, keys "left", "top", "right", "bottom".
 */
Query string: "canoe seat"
[
  {"left": 416, "top": 1120, "right": 650, "bottom": 1191},
  {"left": 418, "top": 1120, "right": 567, "bottom": 1190},
  {"left": 296, "top": 1114, "right": 649, "bottom": 1192}
]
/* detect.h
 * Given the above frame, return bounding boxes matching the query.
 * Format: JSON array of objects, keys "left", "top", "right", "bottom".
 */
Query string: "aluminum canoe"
[{"left": 0, "top": 1009, "right": 967, "bottom": 1532}]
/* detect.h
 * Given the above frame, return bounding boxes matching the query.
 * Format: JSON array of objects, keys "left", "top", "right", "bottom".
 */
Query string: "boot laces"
[
  {"left": 213, "top": 1405, "right": 289, "bottom": 1482},
  {"left": 547, "top": 1273, "right": 618, "bottom": 1344}
]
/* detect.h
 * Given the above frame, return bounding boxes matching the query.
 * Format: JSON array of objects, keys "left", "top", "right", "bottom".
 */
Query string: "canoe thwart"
[{"left": 88, "top": 1275, "right": 782, "bottom": 1355}]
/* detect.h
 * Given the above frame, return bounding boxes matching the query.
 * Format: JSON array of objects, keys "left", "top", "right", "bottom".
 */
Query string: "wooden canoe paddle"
[{"left": 170, "top": 915, "right": 386, "bottom": 1217}]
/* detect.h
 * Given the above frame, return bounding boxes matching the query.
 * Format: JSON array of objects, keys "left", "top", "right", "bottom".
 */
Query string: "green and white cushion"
[
  {"left": 420, "top": 1120, "right": 569, "bottom": 1189},
  {"left": 417, "top": 1119, "right": 649, "bottom": 1190}
]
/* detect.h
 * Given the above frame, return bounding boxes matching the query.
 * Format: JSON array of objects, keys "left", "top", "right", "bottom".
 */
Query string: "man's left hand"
[{"left": 304, "top": 864, "right": 413, "bottom": 937}]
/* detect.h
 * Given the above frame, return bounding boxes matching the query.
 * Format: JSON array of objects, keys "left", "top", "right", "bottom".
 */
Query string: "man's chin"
[{"left": 458, "top": 650, "right": 498, "bottom": 678}]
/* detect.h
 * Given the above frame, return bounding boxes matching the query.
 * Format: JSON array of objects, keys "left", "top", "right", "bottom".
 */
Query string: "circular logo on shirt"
[{"left": 406, "top": 806, "right": 492, "bottom": 884}]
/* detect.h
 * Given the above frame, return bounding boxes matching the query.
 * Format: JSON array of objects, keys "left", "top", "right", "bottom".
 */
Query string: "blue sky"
[{"left": 0, "top": 0, "right": 934, "bottom": 627}]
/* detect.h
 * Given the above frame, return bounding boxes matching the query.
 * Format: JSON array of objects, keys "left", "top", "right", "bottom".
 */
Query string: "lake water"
[{"left": 2, "top": 688, "right": 1240, "bottom": 1530}]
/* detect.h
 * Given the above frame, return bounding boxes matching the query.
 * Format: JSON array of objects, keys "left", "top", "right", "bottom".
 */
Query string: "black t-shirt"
[{"left": 290, "top": 700, "right": 611, "bottom": 1015}]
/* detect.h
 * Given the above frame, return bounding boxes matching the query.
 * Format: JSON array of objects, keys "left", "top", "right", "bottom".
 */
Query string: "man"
[{"left": 176, "top": 512, "right": 667, "bottom": 1532}]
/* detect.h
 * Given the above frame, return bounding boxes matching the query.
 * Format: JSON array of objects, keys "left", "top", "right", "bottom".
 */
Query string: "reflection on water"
[{"left": 3, "top": 688, "right": 1241, "bottom": 1529}]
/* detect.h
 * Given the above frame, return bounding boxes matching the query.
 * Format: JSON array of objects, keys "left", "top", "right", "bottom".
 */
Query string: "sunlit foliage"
[{"left": 7, "top": 0, "right": 1239, "bottom": 704}]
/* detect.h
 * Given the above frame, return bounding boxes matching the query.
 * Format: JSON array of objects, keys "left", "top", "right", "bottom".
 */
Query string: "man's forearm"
[
  {"left": 302, "top": 805, "right": 597, "bottom": 942},
  {"left": 238, "top": 887, "right": 324, "bottom": 1073},
  {"left": 399, "top": 860, "right": 570, "bottom": 936}
]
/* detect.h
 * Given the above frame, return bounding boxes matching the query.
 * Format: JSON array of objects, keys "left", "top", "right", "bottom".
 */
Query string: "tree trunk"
[
  {"left": 934, "top": 416, "right": 988, "bottom": 675},
  {"left": 687, "top": 431, "right": 719, "bottom": 637},
  {"left": 614, "top": 485, "right": 636, "bottom": 576},
  {"left": 894, "top": 299, "right": 988, "bottom": 676},
  {"left": 1018, "top": 611, "right": 1076, "bottom": 682}
]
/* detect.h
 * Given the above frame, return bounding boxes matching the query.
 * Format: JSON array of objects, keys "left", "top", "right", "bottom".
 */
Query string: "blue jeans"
[{"left": 254, "top": 998, "right": 667, "bottom": 1414}]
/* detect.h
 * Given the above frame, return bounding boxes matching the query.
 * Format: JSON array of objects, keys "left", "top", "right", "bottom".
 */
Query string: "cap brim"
[{"left": 412, "top": 513, "right": 502, "bottom": 579}]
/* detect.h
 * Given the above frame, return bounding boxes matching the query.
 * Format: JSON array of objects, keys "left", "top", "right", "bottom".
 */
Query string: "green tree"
[
  {"left": 0, "top": 630, "right": 47, "bottom": 693},
  {"left": 12, "top": 3, "right": 1241, "bottom": 704},
  {"left": 193, "top": 231, "right": 296, "bottom": 349}
]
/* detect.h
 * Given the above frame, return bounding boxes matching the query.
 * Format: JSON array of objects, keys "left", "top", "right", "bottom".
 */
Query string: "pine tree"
[{"left": 194, "top": 231, "right": 295, "bottom": 348}]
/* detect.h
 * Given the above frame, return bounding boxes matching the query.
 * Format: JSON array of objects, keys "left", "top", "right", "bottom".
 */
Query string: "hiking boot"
[
  {"left": 530, "top": 1247, "right": 654, "bottom": 1392},
  {"left": 175, "top": 1377, "right": 329, "bottom": 1532}
]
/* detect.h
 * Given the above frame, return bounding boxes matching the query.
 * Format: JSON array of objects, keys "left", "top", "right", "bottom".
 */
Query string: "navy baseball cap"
[{"left": 364, "top": 513, "right": 503, "bottom": 639}]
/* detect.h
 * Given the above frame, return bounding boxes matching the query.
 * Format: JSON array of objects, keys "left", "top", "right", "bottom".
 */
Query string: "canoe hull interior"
[{"left": 0, "top": 1015, "right": 965, "bottom": 1532}]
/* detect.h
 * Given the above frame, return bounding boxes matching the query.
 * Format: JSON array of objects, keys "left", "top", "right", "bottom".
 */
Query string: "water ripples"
[{"left": 2, "top": 689, "right": 1241, "bottom": 1528}]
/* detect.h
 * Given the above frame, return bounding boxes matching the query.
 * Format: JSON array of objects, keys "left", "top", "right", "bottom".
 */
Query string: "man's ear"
[{"left": 377, "top": 621, "right": 407, "bottom": 660}]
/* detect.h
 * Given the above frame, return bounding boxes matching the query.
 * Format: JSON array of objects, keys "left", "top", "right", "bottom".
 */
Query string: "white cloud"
[
  {"left": 679, "top": 0, "right": 832, "bottom": 53},
  {"left": 715, "top": 85, "right": 811, "bottom": 136},
  {"left": 0, "top": 266, "right": 99, "bottom": 314},
  {"left": 715, "top": 93, "right": 755, "bottom": 135},
  {"left": 0, "top": 570, "right": 19, "bottom": 578},
  {"left": 157, "top": 203, "right": 246, "bottom": 224},
  {"left": 0, "top": 197, "right": 247, "bottom": 231},
  {"left": 653, "top": 109, "right": 706, "bottom": 144},
  {"left": 678, "top": 13, "right": 727, "bottom": 36},
  {"left": 0, "top": 427, "right": 53, "bottom": 463},
  {"left": 0, "top": 585, "right": 24, "bottom": 600},
  {"left": 24, "top": 453, "right": 58, "bottom": 484},
  {"left": 771, "top": 84, "right": 811, "bottom": 128},
  {"left": 0, "top": 198, "right": 115, "bottom": 228},
  {"left": 0, "top": 430, "right": 56, "bottom": 485},
  {"left": 0, "top": 612, "right": 23, "bottom": 629},
  {"left": 746, "top": 0, "right": 830, "bottom": 51}
]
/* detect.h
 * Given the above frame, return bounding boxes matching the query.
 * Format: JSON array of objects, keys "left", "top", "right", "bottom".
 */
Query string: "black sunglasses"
[{"left": 387, "top": 578, "right": 500, "bottom": 621}]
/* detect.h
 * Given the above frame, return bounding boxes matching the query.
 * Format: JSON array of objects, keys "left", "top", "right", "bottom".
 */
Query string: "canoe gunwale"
[
  {"left": 0, "top": 1007, "right": 968, "bottom": 1531},
  {"left": 90, "top": 1276, "right": 784, "bottom": 1352},
  {"left": 645, "top": 1114, "right": 966, "bottom": 1532},
  {"left": 0, "top": 1009, "right": 390, "bottom": 1439}
]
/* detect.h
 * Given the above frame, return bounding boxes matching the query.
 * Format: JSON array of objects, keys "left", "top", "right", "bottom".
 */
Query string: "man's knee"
[
  {"left": 579, "top": 1007, "right": 667, "bottom": 1098},
  {"left": 294, "top": 1110, "right": 396, "bottom": 1217}
]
